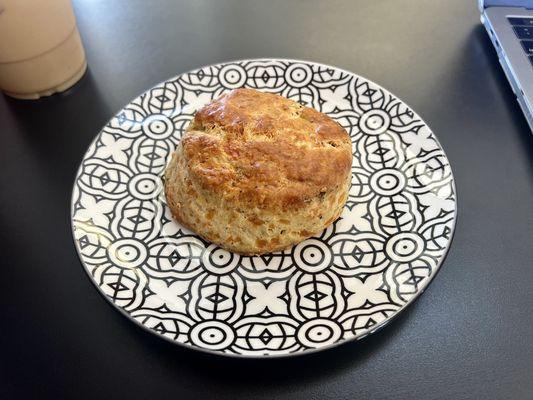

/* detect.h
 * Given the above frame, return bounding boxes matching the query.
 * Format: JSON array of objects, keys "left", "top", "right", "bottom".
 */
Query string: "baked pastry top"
[{"left": 164, "top": 88, "right": 352, "bottom": 254}]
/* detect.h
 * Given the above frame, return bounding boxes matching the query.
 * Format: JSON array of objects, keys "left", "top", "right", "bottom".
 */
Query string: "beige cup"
[{"left": 0, "top": 0, "right": 87, "bottom": 99}]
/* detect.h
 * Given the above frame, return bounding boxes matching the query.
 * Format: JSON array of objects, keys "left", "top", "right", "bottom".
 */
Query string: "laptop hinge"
[{"left": 480, "top": 0, "right": 533, "bottom": 11}]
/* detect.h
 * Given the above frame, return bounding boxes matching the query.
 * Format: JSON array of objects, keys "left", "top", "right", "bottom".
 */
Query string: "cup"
[{"left": 0, "top": 0, "right": 87, "bottom": 99}]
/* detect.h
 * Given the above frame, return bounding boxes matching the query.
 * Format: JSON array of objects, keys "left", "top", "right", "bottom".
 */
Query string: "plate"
[{"left": 71, "top": 59, "right": 457, "bottom": 357}]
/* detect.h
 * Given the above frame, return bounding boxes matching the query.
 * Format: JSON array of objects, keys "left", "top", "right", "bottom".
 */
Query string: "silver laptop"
[{"left": 480, "top": 0, "right": 533, "bottom": 130}]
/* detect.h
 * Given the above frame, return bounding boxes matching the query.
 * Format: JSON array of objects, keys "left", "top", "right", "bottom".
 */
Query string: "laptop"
[{"left": 480, "top": 0, "right": 533, "bottom": 130}]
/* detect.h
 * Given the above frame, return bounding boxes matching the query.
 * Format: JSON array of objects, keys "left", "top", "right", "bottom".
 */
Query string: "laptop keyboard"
[
  {"left": 514, "top": 26, "right": 533, "bottom": 39},
  {"left": 509, "top": 17, "right": 533, "bottom": 67},
  {"left": 521, "top": 40, "right": 533, "bottom": 55}
]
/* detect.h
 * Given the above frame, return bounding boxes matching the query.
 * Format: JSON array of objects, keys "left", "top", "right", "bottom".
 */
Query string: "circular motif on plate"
[
  {"left": 297, "top": 318, "right": 342, "bottom": 348},
  {"left": 189, "top": 320, "right": 235, "bottom": 351},
  {"left": 202, "top": 244, "right": 240, "bottom": 275},
  {"left": 128, "top": 173, "right": 160, "bottom": 200},
  {"left": 385, "top": 232, "right": 425, "bottom": 262},
  {"left": 369, "top": 168, "right": 406, "bottom": 196},
  {"left": 359, "top": 109, "right": 391, "bottom": 135},
  {"left": 142, "top": 114, "right": 174, "bottom": 139},
  {"left": 107, "top": 238, "right": 148, "bottom": 269},
  {"left": 284, "top": 63, "right": 313, "bottom": 88},
  {"left": 292, "top": 239, "right": 333, "bottom": 273},
  {"left": 218, "top": 64, "right": 247, "bottom": 89}
]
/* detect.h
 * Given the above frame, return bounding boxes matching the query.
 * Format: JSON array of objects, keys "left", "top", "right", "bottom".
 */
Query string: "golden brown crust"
[
  {"left": 184, "top": 88, "right": 352, "bottom": 209},
  {"left": 164, "top": 88, "right": 353, "bottom": 254}
]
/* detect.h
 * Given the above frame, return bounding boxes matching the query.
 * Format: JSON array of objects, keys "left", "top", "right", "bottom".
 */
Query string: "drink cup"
[{"left": 0, "top": 0, "right": 87, "bottom": 99}]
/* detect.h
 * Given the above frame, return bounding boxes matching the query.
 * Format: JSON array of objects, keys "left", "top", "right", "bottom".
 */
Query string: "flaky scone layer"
[{"left": 164, "top": 88, "right": 352, "bottom": 254}]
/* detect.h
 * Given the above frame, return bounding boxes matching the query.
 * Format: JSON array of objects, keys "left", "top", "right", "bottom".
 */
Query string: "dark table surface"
[{"left": 2, "top": 1, "right": 533, "bottom": 399}]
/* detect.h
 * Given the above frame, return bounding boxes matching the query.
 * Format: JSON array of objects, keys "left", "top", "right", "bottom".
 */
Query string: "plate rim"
[{"left": 70, "top": 57, "right": 458, "bottom": 359}]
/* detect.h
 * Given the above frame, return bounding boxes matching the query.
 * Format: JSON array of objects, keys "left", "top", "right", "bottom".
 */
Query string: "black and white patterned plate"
[{"left": 71, "top": 59, "right": 457, "bottom": 357}]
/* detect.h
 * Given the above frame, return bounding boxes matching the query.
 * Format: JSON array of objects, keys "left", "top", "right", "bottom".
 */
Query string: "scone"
[{"left": 164, "top": 88, "right": 352, "bottom": 255}]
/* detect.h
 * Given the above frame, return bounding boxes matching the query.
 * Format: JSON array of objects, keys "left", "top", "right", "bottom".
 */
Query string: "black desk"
[{"left": 2, "top": 1, "right": 533, "bottom": 398}]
